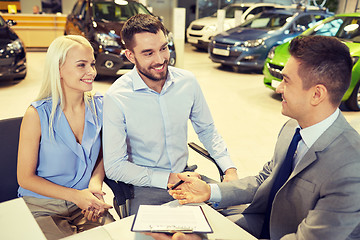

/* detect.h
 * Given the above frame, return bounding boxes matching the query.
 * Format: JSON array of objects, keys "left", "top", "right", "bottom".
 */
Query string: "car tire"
[{"left": 346, "top": 80, "right": 360, "bottom": 111}]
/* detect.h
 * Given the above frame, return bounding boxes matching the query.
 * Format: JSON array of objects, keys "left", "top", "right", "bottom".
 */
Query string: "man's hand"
[
  {"left": 223, "top": 168, "right": 238, "bottom": 182},
  {"left": 144, "top": 232, "right": 202, "bottom": 240},
  {"left": 168, "top": 172, "right": 201, "bottom": 185},
  {"left": 168, "top": 173, "right": 211, "bottom": 204}
]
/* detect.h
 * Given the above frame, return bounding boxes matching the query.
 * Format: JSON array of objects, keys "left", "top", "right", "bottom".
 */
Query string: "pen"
[{"left": 170, "top": 180, "right": 184, "bottom": 190}]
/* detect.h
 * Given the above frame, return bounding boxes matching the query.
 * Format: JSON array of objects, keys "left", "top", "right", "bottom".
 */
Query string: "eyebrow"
[{"left": 140, "top": 42, "right": 168, "bottom": 54}]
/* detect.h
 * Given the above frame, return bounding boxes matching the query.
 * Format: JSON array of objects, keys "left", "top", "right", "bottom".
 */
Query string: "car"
[
  {"left": 65, "top": 0, "right": 176, "bottom": 77},
  {"left": 0, "top": 15, "right": 26, "bottom": 82},
  {"left": 208, "top": 6, "right": 332, "bottom": 72},
  {"left": 186, "top": 3, "right": 282, "bottom": 50},
  {"left": 263, "top": 13, "right": 360, "bottom": 111}
]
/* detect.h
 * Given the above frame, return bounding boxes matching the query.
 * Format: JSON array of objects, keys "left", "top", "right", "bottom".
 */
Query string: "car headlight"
[
  {"left": 204, "top": 24, "right": 217, "bottom": 32},
  {"left": 167, "top": 31, "right": 174, "bottom": 47},
  {"left": 243, "top": 39, "right": 264, "bottom": 48},
  {"left": 95, "top": 33, "right": 120, "bottom": 47},
  {"left": 267, "top": 46, "right": 277, "bottom": 60},
  {"left": 6, "top": 38, "right": 24, "bottom": 53}
]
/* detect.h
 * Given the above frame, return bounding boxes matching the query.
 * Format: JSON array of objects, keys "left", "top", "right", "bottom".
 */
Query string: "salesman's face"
[
  {"left": 125, "top": 30, "right": 170, "bottom": 83},
  {"left": 276, "top": 56, "right": 313, "bottom": 124}
]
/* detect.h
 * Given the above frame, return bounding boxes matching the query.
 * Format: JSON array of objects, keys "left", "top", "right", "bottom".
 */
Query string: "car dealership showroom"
[{"left": 1, "top": 0, "right": 360, "bottom": 239}]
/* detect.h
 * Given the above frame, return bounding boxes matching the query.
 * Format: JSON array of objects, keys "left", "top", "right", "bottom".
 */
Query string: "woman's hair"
[{"left": 35, "top": 35, "right": 97, "bottom": 135}]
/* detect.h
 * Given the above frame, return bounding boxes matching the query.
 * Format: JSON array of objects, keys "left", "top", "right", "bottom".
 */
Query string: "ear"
[
  {"left": 124, "top": 49, "right": 135, "bottom": 64},
  {"left": 310, "top": 84, "right": 327, "bottom": 106}
]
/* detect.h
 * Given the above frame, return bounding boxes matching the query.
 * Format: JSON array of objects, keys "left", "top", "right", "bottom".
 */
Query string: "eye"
[
  {"left": 161, "top": 45, "right": 168, "bottom": 51},
  {"left": 91, "top": 62, "right": 96, "bottom": 68},
  {"left": 77, "top": 63, "right": 86, "bottom": 68}
]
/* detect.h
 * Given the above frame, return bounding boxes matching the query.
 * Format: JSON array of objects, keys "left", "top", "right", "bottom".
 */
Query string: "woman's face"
[{"left": 60, "top": 44, "right": 96, "bottom": 95}]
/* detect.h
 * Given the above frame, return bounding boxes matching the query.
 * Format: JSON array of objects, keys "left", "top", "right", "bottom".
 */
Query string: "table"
[{"left": 63, "top": 201, "right": 258, "bottom": 240}]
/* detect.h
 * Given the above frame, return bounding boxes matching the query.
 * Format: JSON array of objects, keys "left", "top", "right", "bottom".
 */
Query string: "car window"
[
  {"left": 294, "top": 15, "right": 313, "bottom": 31},
  {"left": 72, "top": 0, "right": 85, "bottom": 16},
  {"left": 310, "top": 17, "right": 343, "bottom": 36},
  {"left": 0, "top": 16, "right": 5, "bottom": 27},
  {"left": 93, "top": 2, "right": 151, "bottom": 22},
  {"left": 212, "top": 6, "right": 249, "bottom": 18},
  {"left": 248, "top": 6, "right": 267, "bottom": 15},
  {"left": 242, "top": 13, "right": 291, "bottom": 29},
  {"left": 308, "top": 17, "right": 360, "bottom": 42},
  {"left": 336, "top": 17, "right": 360, "bottom": 42}
]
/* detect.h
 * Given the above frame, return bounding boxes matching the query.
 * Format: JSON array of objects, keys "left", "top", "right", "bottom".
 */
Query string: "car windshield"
[
  {"left": 212, "top": 6, "right": 249, "bottom": 18},
  {"left": 241, "top": 12, "right": 292, "bottom": 30},
  {"left": 309, "top": 16, "right": 360, "bottom": 43},
  {"left": 93, "top": 1, "right": 151, "bottom": 22}
]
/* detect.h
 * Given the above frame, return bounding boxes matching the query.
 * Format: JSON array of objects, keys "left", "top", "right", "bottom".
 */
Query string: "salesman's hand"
[
  {"left": 168, "top": 173, "right": 211, "bottom": 204},
  {"left": 223, "top": 168, "right": 238, "bottom": 182},
  {"left": 144, "top": 232, "right": 202, "bottom": 240}
]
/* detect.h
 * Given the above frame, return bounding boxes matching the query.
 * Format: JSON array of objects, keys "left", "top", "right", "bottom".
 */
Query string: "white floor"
[{"left": 2, "top": 43, "right": 360, "bottom": 222}]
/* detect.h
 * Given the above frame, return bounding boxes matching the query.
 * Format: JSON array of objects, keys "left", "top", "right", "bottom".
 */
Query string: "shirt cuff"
[
  {"left": 215, "top": 155, "right": 237, "bottom": 173},
  {"left": 209, "top": 183, "right": 222, "bottom": 203},
  {"left": 150, "top": 169, "right": 171, "bottom": 189}
]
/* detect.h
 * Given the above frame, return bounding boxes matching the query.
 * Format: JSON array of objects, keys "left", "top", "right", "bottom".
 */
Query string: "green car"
[{"left": 263, "top": 13, "right": 360, "bottom": 111}]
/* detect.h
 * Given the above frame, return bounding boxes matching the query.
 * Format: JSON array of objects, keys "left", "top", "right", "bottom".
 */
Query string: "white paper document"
[{"left": 131, "top": 205, "right": 213, "bottom": 233}]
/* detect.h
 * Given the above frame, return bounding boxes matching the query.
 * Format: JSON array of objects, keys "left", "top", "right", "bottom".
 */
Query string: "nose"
[
  {"left": 276, "top": 80, "right": 284, "bottom": 94},
  {"left": 87, "top": 65, "right": 97, "bottom": 77},
  {"left": 154, "top": 51, "right": 165, "bottom": 64}
]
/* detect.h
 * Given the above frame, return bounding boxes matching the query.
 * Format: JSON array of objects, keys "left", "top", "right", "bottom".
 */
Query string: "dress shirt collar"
[
  {"left": 131, "top": 66, "right": 175, "bottom": 92},
  {"left": 299, "top": 108, "right": 340, "bottom": 149}
]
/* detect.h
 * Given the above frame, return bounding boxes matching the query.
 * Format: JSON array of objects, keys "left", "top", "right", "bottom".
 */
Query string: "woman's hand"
[{"left": 73, "top": 188, "right": 112, "bottom": 221}]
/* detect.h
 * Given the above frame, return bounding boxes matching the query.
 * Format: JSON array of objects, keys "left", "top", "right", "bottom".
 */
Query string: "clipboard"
[{"left": 131, "top": 205, "right": 213, "bottom": 234}]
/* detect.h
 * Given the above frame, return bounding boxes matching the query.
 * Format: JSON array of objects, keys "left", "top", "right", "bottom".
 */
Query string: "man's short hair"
[
  {"left": 289, "top": 35, "right": 352, "bottom": 106},
  {"left": 121, "top": 14, "right": 167, "bottom": 50}
]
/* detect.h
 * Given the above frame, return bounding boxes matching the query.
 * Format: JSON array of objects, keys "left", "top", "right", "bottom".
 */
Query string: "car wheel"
[{"left": 346, "top": 80, "right": 360, "bottom": 111}]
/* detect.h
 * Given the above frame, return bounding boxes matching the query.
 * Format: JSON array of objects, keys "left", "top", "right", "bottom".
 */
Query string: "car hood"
[
  {"left": 343, "top": 41, "right": 360, "bottom": 57},
  {"left": 190, "top": 16, "right": 234, "bottom": 26},
  {"left": 215, "top": 27, "right": 277, "bottom": 42},
  {"left": 0, "top": 26, "right": 18, "bottom": 46},
  {"left": 94, "top": 20, "right": 123, "bottom": 38}
]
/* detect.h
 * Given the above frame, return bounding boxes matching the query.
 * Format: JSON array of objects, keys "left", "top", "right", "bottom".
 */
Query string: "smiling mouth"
[{"left": 81, "top": 79, "right": 93, "bottom": 84}]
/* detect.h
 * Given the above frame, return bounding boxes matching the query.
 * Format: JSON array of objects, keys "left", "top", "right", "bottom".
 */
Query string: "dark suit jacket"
[{"left": 217, "top": 113, "right": 360, "bottom": 239}]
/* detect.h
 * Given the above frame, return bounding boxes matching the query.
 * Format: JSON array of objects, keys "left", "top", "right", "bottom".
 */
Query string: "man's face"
[
  {"left": 276, "top": 56, "right": 313, "bottom": 124},
  {"left": 126, "top": 30, "right": 170, "bottom": 83}
]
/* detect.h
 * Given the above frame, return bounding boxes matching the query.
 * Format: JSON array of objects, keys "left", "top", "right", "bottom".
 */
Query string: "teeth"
[
  {"left": 82, "top": 79, "right": 93, "bottom": 83},
  {"left": 154, "top": 65, "right": 163, "bottom": 70}
]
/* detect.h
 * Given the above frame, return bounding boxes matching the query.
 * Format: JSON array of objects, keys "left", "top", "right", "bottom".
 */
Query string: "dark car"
[
  {"left": 0, "top": 15, "right": 26, "bottom": 81},
  {"left": 208, "top": 7, "right": 332, "bottom": 72},
  {"left": 65, "top": 0, "right": 176, "bottom": 77}
]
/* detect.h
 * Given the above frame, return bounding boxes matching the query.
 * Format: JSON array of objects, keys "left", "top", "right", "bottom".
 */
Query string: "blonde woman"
[{"left": 17, "top": 35, "right": 114, "bottom": 240}]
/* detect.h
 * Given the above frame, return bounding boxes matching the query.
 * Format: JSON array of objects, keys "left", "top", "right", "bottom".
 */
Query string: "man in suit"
[{"left": 163, "top": 35, "right": 360, "bottom": 240}]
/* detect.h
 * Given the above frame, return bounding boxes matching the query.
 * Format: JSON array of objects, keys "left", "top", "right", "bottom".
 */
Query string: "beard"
[{"left": 135, "top": 57, "right": 169, "bottom": 82}]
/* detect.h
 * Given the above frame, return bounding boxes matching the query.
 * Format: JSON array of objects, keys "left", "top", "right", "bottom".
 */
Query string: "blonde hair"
[{"left": 35, "top": 35, "right": 98, "bottom": 136}]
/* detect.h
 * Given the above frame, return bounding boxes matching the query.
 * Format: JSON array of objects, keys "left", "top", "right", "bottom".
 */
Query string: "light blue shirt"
[
  {"left": 209, "top": 109, "right": 340, "bottom": 202},
  {"left": 103, "top": 66, "right": 235, "bottom": 189},
  {"left": 18, "top": 95, "right": 103, "bottom": 199}
]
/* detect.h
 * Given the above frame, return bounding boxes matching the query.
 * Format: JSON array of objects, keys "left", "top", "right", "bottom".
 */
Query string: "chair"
[
  {"left": 0, "top": 117, "right": 22, "bottom": 203},
  {"left": 105, "top": 142, "right": 224, "bottom": 219}
]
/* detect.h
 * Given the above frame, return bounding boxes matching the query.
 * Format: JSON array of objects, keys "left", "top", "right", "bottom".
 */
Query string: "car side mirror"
[{"left": 6, "top": 19, "right": 17, "bottom": 27}]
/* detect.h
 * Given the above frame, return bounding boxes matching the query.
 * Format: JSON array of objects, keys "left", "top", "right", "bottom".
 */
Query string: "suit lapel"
[{"left": 289, "top": 113, "right": 347, "bottom": 179}]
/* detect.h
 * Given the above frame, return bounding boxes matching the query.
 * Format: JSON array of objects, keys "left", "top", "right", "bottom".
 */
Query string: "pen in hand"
[
  {"left": 169, "top": 174, "right": 190, "bottom": 190},
  {"left": 170, "top": 180, "right": 184, "bottom": 190}
]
